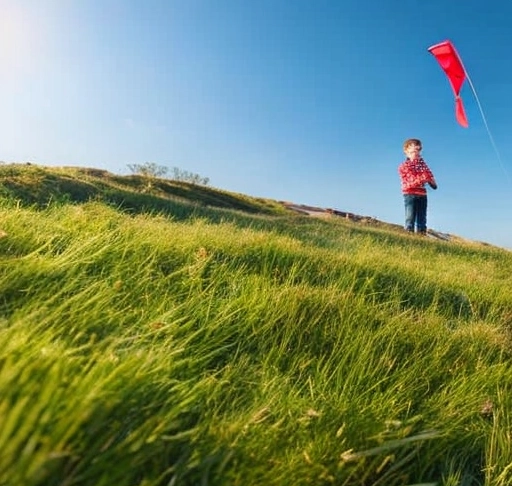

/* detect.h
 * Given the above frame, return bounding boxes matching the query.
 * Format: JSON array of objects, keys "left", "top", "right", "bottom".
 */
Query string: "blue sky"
[{"left": 2, "top": 1, "right": 512, "bottom": 249}]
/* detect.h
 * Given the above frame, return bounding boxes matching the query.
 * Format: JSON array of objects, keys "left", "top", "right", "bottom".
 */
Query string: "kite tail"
[{"left": 464, "top": 71, "right": 511, "bottom": 184}]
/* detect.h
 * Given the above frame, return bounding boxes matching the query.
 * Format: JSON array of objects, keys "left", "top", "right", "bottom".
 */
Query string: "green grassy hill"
[
  {"left": 1, "top": 163, "right": 511, "bottom": 486},
  {"left": 0, "top": 163, "right": 287, "bottom": 216}
]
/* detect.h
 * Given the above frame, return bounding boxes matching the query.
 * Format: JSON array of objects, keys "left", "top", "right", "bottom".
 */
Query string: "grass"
[{"left": 1, "top": 164, "right": 512, "bottom": 485}]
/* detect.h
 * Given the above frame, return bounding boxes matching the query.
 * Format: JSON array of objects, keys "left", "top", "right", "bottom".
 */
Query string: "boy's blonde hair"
[{"left": 403, "top": 138, "right": 422, "bottom": 150}]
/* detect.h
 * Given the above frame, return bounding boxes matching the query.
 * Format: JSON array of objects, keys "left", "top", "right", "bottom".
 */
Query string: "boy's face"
[{"left": 404, "top": 143, "right": 422, "bottom": 160}]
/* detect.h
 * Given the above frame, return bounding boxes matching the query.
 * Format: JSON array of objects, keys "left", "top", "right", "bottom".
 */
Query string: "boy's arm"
[{"left": 423, "top": 161, "right": 437, "bottom": 189}]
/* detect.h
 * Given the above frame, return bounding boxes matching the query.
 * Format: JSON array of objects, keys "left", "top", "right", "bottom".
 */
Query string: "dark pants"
[{"left": 404, "top": 194, "right": 427, "bottom": 232}]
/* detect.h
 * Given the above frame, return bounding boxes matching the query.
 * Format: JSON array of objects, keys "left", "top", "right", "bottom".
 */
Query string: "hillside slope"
[{"left": 0, "top": 163, "right": 492, "bottom": 248}]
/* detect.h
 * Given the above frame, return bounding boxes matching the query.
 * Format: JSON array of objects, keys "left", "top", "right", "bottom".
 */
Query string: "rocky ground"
[{"left": 282, "top": 202, "right": 462, "bottom": 244}]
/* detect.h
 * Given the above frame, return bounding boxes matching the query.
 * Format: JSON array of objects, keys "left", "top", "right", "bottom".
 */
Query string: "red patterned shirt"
[{"left": 398, "top": 157, "right": 435, "bottom": 195}]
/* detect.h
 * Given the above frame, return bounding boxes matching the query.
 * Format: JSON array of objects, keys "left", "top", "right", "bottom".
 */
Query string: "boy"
[{"left": 398, "top": 138, "right": 437, "bottom": 234}]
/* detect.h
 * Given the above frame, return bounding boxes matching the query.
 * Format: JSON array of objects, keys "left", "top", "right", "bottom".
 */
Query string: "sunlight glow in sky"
[{"left": 0, "top": 5, "right": 32, "bottom": 75}]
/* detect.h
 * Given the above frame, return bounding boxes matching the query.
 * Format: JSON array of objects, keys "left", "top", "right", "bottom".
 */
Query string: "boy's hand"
[{"left": 428, "top": 181, "right": 438, "bottom": 190}]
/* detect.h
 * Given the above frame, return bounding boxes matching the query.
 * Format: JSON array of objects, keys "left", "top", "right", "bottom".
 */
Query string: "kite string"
[{"left": 464, "top": 71, "right": 511, "bottom": 184}]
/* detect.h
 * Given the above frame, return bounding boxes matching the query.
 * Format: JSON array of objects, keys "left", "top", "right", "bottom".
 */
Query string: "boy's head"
[{"left": 403, "top": 138, "right": 422, "bottom": 159}]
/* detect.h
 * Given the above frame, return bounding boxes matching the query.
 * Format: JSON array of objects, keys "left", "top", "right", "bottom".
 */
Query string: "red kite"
[{"left": 428, "top": 40, "right": 469, "bottom": 127}]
